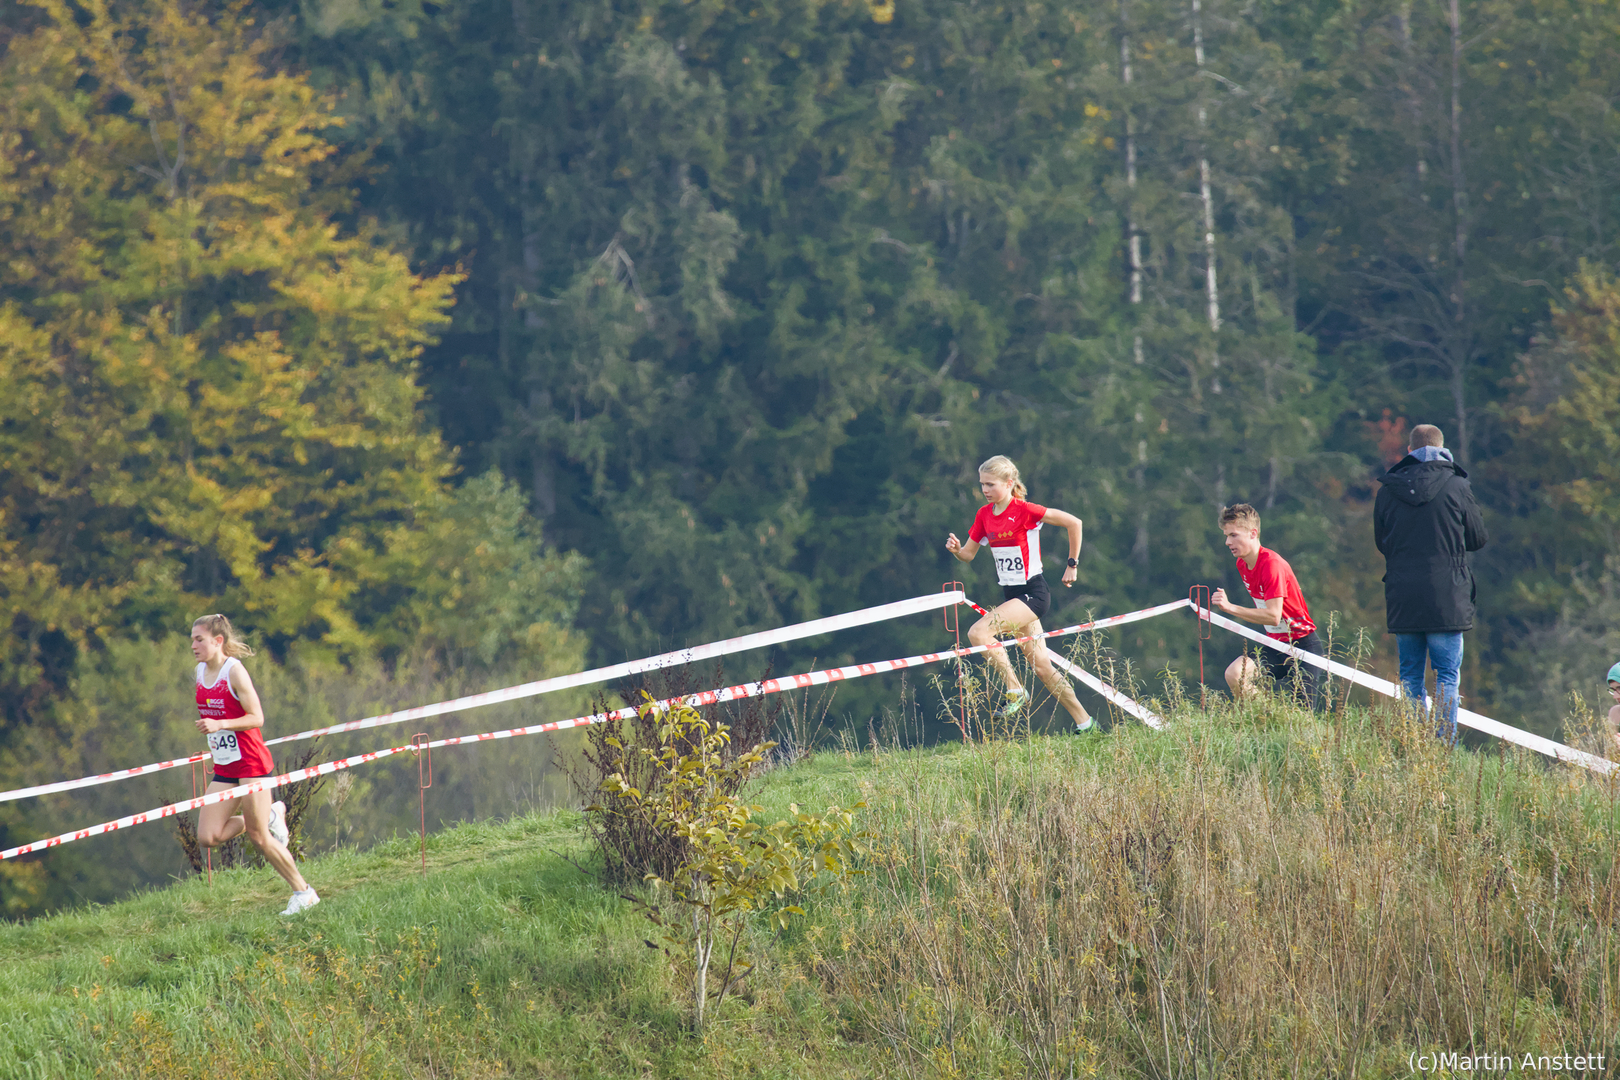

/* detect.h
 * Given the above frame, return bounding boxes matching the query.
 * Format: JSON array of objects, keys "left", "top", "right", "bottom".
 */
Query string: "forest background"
[{"left": 1, "top": 0, "right": 1619, "bottom": 917}]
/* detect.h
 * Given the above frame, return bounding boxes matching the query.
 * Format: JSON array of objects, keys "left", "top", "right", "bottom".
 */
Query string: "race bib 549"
[{"left": 208, "top": 730, "right": 242, "bottom": 766}]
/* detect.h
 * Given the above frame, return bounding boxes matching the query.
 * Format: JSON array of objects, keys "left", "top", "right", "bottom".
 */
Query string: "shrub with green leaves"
[{"left": 595, "top": 698, "right": 866, "bottom": 1032}]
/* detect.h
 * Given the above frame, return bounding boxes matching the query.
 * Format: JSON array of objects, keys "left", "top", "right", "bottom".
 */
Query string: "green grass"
[
  {"left": 4, "top": 693, "right": 1619, "bottom": 1078},
  {"left": 0, "top": 806, "right": 865, "bottom": 1079}
]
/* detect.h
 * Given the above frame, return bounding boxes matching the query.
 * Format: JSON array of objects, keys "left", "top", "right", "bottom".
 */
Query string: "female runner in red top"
[
  {"left": 191, "top": 614, "right": 319, "bottom": 915},
  {"left": 945, "top": 456, "right": 1094, "bottom": 732}
]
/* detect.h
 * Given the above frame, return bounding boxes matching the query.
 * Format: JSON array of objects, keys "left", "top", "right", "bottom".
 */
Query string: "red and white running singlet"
[
  {"left": 196, "top": 657, "right": 275, "bottom": 778},
  {"left": 968, "top": 499, "right": 1048, "bottom": 586},
  {"left": 1235, "top": 547, "right": 1317, "bottom": 641}
]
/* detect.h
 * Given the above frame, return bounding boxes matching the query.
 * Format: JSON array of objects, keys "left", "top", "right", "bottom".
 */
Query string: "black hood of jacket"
[{"left": 1377, "top": 455, "right": 1468, "bottom": 508}]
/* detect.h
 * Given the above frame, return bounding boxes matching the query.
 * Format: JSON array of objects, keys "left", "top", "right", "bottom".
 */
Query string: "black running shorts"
[
  {"left": 1256, "top": 630, "right": 1323, "bottom": 709},
  {"left": 1000, "top": 573, "right": 1052, "bottom": 620},
  {"left": 211, "top": 772, "right": 274, "bottom": 786}
]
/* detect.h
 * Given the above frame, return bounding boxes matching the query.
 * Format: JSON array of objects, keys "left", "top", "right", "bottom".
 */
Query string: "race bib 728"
[
  {"left": 991, "top": 545, "right": 1029, "bottom": 586},
  {"left": 1254, "top": 600, "right": 1289, "bottom": 635}
]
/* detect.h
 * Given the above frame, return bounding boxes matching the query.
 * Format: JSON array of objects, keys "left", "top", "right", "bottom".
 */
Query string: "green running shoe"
[{"left": 995, "top": 688, "right": 1029, "bottom": 719}]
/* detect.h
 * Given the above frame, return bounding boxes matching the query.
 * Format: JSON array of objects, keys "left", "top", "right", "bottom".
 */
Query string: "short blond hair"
[
  {"left": 1409, "top": 424, "right": 1444, "bottom": 449},
  {"left": 978, "top": 455, "right": 1028, "bottom": 499},
  {"left": 1218, "top": 503, "right": 1260, "bottom": 532}
]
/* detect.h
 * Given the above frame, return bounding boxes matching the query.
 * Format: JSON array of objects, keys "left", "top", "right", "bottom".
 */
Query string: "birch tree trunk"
[
  {"left": 1192, "top": 0, "right": 1220, "bottom": 335},
  {"left": 1121, "top": 0, "right": 1142, "bottom": 314},
  {"left": 693, "top": 902, "right": 711, "bottom": 1030},
  {"left": 1121, "top": 0, "right": 1149, "bottom": 564}
]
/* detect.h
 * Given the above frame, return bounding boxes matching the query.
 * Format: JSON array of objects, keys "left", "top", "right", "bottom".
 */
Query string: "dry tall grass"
[{"left": 808, "top": 689, "right": 1620, "bottom": 1078}]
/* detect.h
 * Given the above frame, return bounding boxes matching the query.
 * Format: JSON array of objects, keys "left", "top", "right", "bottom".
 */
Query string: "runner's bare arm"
[
  {"left": 945, "top": 533, "right": 979, "bottom": 561},
  {"left": 1211, "top": 589, "right": 1285, "bottom": 626},
  {"left": 1040, "top": 508, "right": 1083, "bottom": 587}
]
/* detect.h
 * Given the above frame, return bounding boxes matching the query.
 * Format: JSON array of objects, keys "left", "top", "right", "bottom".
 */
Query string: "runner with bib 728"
[{"left": 945, "top": 455, "right": 1095, "bottom": 732}]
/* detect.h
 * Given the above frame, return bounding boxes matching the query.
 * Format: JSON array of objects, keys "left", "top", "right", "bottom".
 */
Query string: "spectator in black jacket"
[{"left": 1374, "top": 424, "right": 1489, "bottom": 744}]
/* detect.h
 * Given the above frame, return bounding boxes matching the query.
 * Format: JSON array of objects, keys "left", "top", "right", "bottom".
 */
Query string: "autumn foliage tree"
[
  {"left": 0, "top": 0, "right": 575, "bottom": 729},
  {"left": 1482, "top": 265, "right": 1620, "bottom": 713},
  {"left": 1511, "top": 265, "right": 1620, "bottom": 545}
]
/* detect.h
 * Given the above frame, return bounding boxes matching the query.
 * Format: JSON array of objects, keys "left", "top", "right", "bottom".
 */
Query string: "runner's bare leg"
[
  {"left": 197, "top": 784, "right": 248, "bottom": 846},
  {"left": 967, "top": 599, "right": 1037, "bottom": 694},
  {"left": 1225, "top": 656, "right": 1262, "bottom": 697},
  {"left": 1019, "top": 634, "right": 1092, "bottom": 726},
  {"left": 238, "top": 785, "right": 310, "bottom": 892},
  {"left": 197, "top": 784, "right": 310, "bottom": 892}
]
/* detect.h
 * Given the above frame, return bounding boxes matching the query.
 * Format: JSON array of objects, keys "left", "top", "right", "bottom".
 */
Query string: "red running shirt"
[
  {"left": 1236, "top": 547, "right": 1316, "bottom": 641},
  {"left": 969, "top": 499, "right": 1048, "bottom": 586},
  {"left": 196, "top": 657, "right": 275, "bottom": 778}
]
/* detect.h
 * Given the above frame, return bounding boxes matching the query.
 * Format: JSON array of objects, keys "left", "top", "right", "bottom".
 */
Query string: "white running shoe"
[
  {"left": 267, "top": 800, "right": 289, "bottom": 846},
  {"left": 281, "top": 889, "right": 320, "bottom": 916}
]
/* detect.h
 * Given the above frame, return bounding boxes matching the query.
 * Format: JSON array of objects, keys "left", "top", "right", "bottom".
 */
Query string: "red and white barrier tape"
[
  {"left": 1197, "top": 606, "right": 1616, "bottom": 776},
  {"left": 11, "top": 590, "right": 1604, "bottom": 859},
  {"left": 0, "top": 601, "right": 1181, "bottom": 860},
  {"left": 0, "top": 750, "right": 220, "bottom": 803},
  {"left": 1034, "top": 597, "right": 1193, "bottom": 632},
  {"left": 963, "top": 593, "right": 1601, "bottom": 769},
  {"left": 0, "top": 591, "right": 966, "bottom": 805},
  {"left": 957, "top": 592, "right": 1165, "bottom": 729},
  {"left": 1046, "top": 654, "right": 1165, "bottom": 730}
]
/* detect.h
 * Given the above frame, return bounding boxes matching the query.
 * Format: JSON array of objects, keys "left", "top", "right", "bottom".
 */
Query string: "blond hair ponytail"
[
  {"left": 978, "top": 455, "right": 1028, "bottom": 499},
  {"left": 192, "top": 613, "right": 255, "bottom": 659}
]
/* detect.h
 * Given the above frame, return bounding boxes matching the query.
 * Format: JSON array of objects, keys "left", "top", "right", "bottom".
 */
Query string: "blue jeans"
[{"left": 1397, "top": 633, "right": 1464, "bottom": 745}]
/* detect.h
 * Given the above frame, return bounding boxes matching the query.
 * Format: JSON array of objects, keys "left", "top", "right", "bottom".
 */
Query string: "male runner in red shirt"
[{"left": 1210, "top": 503, "right": 1323, "bottom": 708}]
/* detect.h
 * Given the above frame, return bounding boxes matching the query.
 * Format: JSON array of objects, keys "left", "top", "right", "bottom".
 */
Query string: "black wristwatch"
[{"left": 1066, "top": 558, "right": 1079, "bottom": 568}]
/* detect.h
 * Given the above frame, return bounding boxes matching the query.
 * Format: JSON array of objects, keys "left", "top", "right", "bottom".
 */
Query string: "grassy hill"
[{"left": 3, "top": 693, "right": 1617, "bottom": 1079}]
